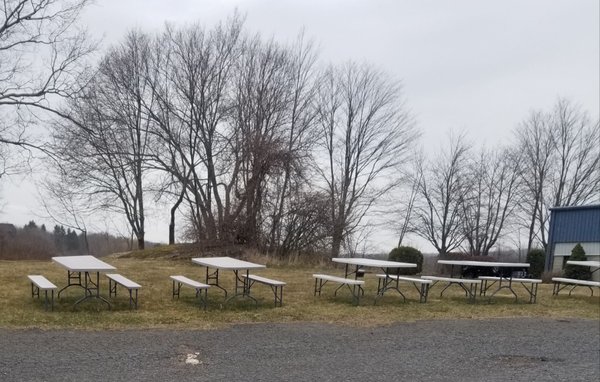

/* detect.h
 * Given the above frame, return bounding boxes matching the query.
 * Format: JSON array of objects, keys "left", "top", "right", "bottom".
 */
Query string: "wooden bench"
[
  {"left": 170, "top": 275, "right": 210, "bottom": 310},
  {"left": 421, "top": 275, "right": 481, "bottom": 302},
  {"left": 243, "top": 274, "right": 286, "bottom": 307},
  {"left": 552, "top": 277, "right": 600, "bottom": 296},
  {"left": 312, "top": 274, "right": 365, "bottom": 305},
  {"left": 478, "top": 276, "right": 542, "bottom": 303},
  {"left": 28, "top": 275, "right": 57, "bottom": 311},
  {"left": 375, "top": 274, "right": 432, "bottom": 303},
  {"left": 106, "top": 273, "right": 142, "bottom": 310}
]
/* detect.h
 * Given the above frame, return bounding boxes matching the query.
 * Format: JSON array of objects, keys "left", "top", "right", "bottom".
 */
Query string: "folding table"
[
  {"left": 192, "top": 257, "right": 265, "bottom": 303},
  {"left": 52, "top": 255, "right": 116, "bottom": 309}
]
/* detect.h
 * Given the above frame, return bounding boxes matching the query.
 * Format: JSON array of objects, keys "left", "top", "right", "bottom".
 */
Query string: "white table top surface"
[
  {"left": 192, "top": 256, "right": 266, "bottom": 270},
  {"left": 566, "top": 260, "right": 600, "bottom": 268},
  {"left": 438, "top": 260, "right": 530, "bottom": 268},
  {"left": 52, "top": 255, "right": 116, "bottom": 272},
  {"left": 332, "top": 258, "right": 417, "bottom": 268}
]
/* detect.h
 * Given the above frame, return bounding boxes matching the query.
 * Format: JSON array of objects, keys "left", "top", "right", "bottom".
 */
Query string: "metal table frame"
[{"left": 52, "top": 255, "right": 116, "bottom": 309}]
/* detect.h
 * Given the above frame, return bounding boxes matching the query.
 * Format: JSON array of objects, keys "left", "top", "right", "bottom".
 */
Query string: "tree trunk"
[{"left": 137, "top": 235, "right": 145, "bottom": 250}]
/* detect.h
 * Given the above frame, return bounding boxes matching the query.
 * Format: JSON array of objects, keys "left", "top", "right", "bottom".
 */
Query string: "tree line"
[
  {"left": 0, "top": 221, "right": 131, "bottom": 260},
  {"left": 1, "top": 2, "right": 598, "bottom": 259}
]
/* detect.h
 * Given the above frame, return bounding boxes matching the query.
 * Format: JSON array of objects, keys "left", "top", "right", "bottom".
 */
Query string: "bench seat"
[
  {"left": 478, "top": 276, "right": 542, "bottom": 303},
  {"left": 243, "top": 274, "right": 286, "bottom": 307},
  {"left": 170, "top": 275, "right": 210, "bottom": 310},
  {"left": 552, "top": 277, "right": 600, "bottom": 296},
  {"left": 421, "top": 275, "right": 481, "bottom": 301},
  {"left": 106, "top": 273, "right": 141, "bottom": 309},
  {"left": 375, "top": 274, "right": 432, "bottom": 303},
  {"left": 28, "top": 275, "right": 57, "bottom": 311},
  {"left": 312, "top": 274, "right": 364, "bottom": 305}
]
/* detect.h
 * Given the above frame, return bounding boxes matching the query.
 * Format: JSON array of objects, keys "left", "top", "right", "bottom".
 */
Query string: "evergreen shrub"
[
  {"left": 563, "top": 243, "right": 592, "bottom": 280},
  {"left": 388, "top": 246, "right": 423, "bottom": 275},
  {"left": 526, "top": 248, "right": 546, "bottom": 278}
]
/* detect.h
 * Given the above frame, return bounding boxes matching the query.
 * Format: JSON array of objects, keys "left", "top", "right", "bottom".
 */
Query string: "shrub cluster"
[{"left": 388, "top": 246, "right": 423, "bottom": 275}]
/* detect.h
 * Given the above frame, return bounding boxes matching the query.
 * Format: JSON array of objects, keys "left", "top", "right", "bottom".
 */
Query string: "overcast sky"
[{"left": 2, "top": 0, "right": 598, "bottom": 251}]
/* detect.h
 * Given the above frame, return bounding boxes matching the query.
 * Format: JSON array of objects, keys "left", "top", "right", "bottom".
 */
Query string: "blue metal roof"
[{"left": 548, "top": 204, "right": 600, "bottom": 243}]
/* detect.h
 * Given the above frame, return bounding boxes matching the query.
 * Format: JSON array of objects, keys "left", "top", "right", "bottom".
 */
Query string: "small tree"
[
  {"left": 526, "top": 248, "right": 545, "bottom": 278},
  {"left": 388, "top": 246, "right": 423, "bottom": 275},
  {"left": 563, "top": 243, "right": 591, "bottom": 280}
]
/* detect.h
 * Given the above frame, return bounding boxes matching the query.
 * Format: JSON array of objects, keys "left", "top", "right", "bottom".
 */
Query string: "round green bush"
[
  {"left": 563, "top": 243, "right": 592, "bottom": 280},
  {"left": 526, "top": 248, "right": 545, "bottom": 278},
  {"left": 388, "top": 246, "right": 423, "bottom": 275}
]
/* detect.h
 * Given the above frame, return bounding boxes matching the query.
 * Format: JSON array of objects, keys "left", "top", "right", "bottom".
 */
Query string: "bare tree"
[
  {"left": 461, "top": 147, "right": 522, "bottom": 256},
  {"left": 230, "top": 36, "right": 293, "bottom": 245},
  {"left": 315, "top": 62, "right": 417, "bottom": 258},
  {"left": 276, "top": 191, "right": 331, "bottom": 257},
  {"left": 51, "top": 31, "right": 154, "bottom": 249},
  {"left": 265, "top": 32, "right": 319, "bottom": 253},
  {"left": 411, "top": 135, "right": 469, "bottom": 256},
  {"left": 393, "top": 150, "right": 424, "bottom": 247},
  {"left": 515, "top": 111, "right": 554, "bottom": 251},
  {"left": 146, "top": 17, "right": 244, "bottom": 243},
  {"left": 516, "top": 99, "right": 599, "bottom": 251},
  {"left": 0, "top": 0, "right": 93, "bottom": 174}
]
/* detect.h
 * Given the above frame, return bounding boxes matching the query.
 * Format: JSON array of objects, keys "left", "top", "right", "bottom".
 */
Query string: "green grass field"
[{"left": 2, "top": 253, "right": 598, "bottom": 330}]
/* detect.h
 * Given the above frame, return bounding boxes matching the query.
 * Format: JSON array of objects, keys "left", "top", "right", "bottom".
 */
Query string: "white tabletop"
[
  {"left": 438, "top": 260, "right": 530, "bottom": 268},
  {"left": 192, "top": 256, "right": 266, "bottom": 270},
  {"left": 52, "top": 255, "right": 116, "bottom": 272},
  {"left": 566, "top": 260, "right": 600, "bottom": 268},
  {"left": 332, "top": 258, "right": 417, "bottom": 268}
]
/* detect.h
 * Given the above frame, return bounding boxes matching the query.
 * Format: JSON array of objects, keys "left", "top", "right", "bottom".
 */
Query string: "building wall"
[{"left": 546, "top": 205, "right": 600, "bottom": 276}]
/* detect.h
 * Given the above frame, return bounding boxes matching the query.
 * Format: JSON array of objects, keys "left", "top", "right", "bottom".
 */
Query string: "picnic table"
[
  {"left": 331, "top": 257, "right": 419, "bottom": 302},
  {"left": 332, "top": 257, "right": 417, "bottom": 279},
  {"left": 552, "top": 260, "right": 600, "bottom": 296},
  {"left": 52, "top": 255, "right": 116, "bottom": 309},
  {"left": 437, "top": 260, "right": 537, "bottom": 302},
  {"left": 191, "top": 256, "right": 266, "bottom": 304}
]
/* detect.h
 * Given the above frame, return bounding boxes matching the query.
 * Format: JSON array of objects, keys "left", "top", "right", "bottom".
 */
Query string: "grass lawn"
[{"left": 1, "top": 253, "right": 599, "bottom": 330}]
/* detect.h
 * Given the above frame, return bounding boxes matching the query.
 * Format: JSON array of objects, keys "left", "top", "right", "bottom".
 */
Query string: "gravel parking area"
[{"left": 0, "top": 318, "right": 598, "bottom": 381}]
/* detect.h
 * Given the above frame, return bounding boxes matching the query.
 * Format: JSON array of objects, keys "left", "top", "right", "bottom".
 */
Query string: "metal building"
[{"left": 545, "top": 204, "right": 600, "bottom": 281}]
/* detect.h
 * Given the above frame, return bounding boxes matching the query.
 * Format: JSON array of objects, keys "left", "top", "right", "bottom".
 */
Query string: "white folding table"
[
  {"left": 192, "top": 257, "right": 265, "bottom": 304},
  {"left": 332, "top": 257, "right": 417, "bottom": 301},
  {"left": 566, "top": 260, "right": 600, "bottom": 274},
  {"left": 52, "top": 255, "right": 116, "bottom": 309},
  {"left": 438, "top": 260, "right": 531, "bottom": 301}
]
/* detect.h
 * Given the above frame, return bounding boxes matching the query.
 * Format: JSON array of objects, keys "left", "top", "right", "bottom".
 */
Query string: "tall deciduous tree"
[
  {"left": 146, "top": 17, "right": 244, "bottom": 243},
  {"left": 516, "top": 99, "right": 600, "bottom": 251},
  {"left": 51, "top": 31, "right": 153, "bottom": 249},
  {"left": 315, "top": 62, "right": 417, "bottom": 258},
  {"left": 411, "top": 136, "right": 470, "bottom": 256},
  {"left": 461, "top": 147, "right": 522, "bottom": 256}
]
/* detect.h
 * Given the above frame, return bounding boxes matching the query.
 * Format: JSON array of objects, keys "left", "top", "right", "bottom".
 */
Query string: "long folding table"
[{"left": 52, "top": 255, "right": 116, "bottom": 309}]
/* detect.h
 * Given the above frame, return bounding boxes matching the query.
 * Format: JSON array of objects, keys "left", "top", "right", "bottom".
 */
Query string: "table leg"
[
  {"left": 488, "top": 277, "right": 518, "bottom": 302},
  {"left": 225, "top": 269, "right": 258, "bottom": 305},
  {"left": 57, "top": 271, "right": 86, "bottom": 298},
  {"left": 205, "top": 267, "right": 227, "bottom": 297},
  {"left": 73, "top": 272, "right": 111, "bottom": 309}
]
